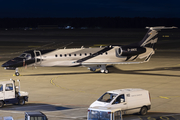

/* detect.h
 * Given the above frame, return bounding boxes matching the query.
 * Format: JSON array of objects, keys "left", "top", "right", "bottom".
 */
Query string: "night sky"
[{"left": 0, "top": 0, "right": 180, "bottom": 18}]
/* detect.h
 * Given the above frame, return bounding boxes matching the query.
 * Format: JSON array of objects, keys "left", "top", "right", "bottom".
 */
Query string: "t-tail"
[
  {"left": 139, "top": 26, "right": 177, "bottom": 62},
  {"left": 138, "top": 26, "right": 177, "bottom": 62},
  {"left": 138, "top": 26, "right": 177, "bottom": 49},
  {"left": 122, "top": 26, "right": 177, "bottom": 62}
]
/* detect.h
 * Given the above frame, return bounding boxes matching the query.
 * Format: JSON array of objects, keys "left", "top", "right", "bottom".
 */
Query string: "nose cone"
[
  {"left": 1, "top": 57, "right": 23, "bottom": 69},
  {"left": 1, "top": 61, "right": 17, "bottom": 70},
  {"left": 2, "top": 62, "right": 9, "bottom": 67},
  {"left": 2, "top": 59, "right": 16, "bottom": 67}
]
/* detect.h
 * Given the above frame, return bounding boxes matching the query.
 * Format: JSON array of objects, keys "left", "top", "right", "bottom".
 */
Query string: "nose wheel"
[
  {"left": 15, "top": 72, "right": 20, "bottom": 76},
  {"left": 14, "top": 68, "right": 20, "bottom": 76}
]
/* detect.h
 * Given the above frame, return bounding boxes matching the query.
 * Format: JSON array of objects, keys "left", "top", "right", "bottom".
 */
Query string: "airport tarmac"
[{"left": 0, "top": 29, "right": 180, "bottom": 119}]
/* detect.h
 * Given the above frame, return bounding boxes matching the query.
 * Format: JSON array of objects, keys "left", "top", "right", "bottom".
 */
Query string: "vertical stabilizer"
[{"left": 139, "top": 26, "right": 177, "bottom": 49}]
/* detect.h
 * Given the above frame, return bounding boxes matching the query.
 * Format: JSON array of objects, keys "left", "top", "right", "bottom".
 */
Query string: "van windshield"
[{"left": 98, "top": 92, "right": 118, "bottom": 103}]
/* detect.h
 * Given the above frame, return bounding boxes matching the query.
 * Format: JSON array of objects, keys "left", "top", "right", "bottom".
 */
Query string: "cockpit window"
[
  {"left": 19, "top": 53, "right": 26, "bottom": 58},
  {"left": 19, "top": 53, "right": 31, "bottom": 59},
  {"left": 97, "top": 92, "right": 118, "bottom": 103}
]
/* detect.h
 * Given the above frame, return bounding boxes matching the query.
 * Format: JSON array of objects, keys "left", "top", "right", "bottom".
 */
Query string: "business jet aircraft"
[{"left": 2, "top": 26, "right": 177, "bottom": 76}]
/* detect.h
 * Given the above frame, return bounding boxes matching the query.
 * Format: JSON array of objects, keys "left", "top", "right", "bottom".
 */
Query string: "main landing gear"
[{"left": 88, "top": 65, "right": 109, "bottom": 74}]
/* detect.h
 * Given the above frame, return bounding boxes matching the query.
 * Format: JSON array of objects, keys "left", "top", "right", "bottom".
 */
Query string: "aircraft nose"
[
  {"left": 2, "top": 62, "right": 9, "bottom": 67},
  {"left": 2, "top": 59, "right": 17, "bottom": 67}
]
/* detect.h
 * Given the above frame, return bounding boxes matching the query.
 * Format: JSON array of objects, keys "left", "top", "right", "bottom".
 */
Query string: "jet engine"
[{"left": 116, "top": 46, "right": 146, "bottom": 56}]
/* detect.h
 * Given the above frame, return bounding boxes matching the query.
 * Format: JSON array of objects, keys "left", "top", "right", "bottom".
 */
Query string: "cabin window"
[
  {"left": 69, "top": 54, "right": 71, "bottom": 57},
  {"left": 80, "top": 53, "right": 82, "bottom": 56},
  {"left": 55, "top": 55, "right": 57, "bottom": 57},
  {"left": 5, "top": 83, "right": 13, "bottom": 91},
  {"left": 85, "top": 53, "right": 87, "bottom": 56},
  {"left": 105, "top": 52, "right": 108, "bottom": 55},
  {"left": 60, "top": 54, "right": 62, "bottom": 57},
  {"left": 64, "top": 54, "right": 67, "bottom": 57},
  {"left": 74, "top": 54, "right": 76, "bottom": 56}
]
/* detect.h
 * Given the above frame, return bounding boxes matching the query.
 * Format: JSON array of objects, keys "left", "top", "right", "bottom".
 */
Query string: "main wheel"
[
  {"left": 0, "top": 101, "right": 4, "bottom": 108},
  {"left": 104, "top": 70, "right": 109, "bottom": 74},
  {"left": 140, "top": 107, "right": 147, "bottom": 115},
  {"left": 100, "top": 69, "right": 105, "bottom": 73},
  {"left": 18, "top": 99, "right": 25, "bottom": 105},
  {"left": 15, "top": 72, "right": 20, "bottom": 76}
]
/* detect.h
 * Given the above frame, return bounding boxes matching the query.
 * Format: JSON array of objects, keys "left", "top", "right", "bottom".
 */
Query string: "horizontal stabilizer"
[{"left": 146, "top": 26, "right": 177, "bottom": 30}]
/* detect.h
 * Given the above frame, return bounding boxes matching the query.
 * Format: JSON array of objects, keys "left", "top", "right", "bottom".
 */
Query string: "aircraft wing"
[{"left": 81, "top": 62, "right": 143, "bottom": 65}]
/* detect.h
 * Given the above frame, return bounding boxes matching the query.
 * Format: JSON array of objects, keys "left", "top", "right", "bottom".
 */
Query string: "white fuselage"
[
  {"left": 34, "top": 47, "right": 126, "bottom": 67},
  {"left": 33, "top": 46, "right": 153, "bottom": 67}
]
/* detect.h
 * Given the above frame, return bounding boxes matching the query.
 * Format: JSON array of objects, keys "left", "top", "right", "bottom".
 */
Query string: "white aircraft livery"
[{"left": 2, "top": 26, "right": 177, "bottom": 76}]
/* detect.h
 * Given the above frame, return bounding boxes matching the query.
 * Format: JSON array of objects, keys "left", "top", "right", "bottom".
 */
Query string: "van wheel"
[
  {"left": 0, "top": 101, "right": 4, "bottom": 108},
  {"left": 18, "top": 99, "right": 25, "bottom": 105},
  {"left": 140, "top": 107, "right": 147, "bottom": 115}
]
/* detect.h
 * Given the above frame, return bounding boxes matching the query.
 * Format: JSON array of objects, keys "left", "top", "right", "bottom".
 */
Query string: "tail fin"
[{"left": 138, "top": 26, "right": 177, "bottom": 49}]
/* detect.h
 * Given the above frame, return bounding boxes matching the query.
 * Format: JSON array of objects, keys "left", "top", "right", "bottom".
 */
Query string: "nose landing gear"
[{"left": 14, "top": 68, "right": 20, "bottom": 76}]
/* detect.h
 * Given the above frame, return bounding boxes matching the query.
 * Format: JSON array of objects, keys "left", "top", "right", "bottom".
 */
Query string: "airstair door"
[{"left": 34, "top": 50, "right": 42, "bottom": 65}]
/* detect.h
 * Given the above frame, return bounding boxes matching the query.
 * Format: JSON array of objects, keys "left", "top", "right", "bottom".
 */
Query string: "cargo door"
[
  {"left": 0, "top": 84, "right": 4, "bottom": 100},
  {"left": 34, "top": 50, "right": 42, "bottom": 65}
]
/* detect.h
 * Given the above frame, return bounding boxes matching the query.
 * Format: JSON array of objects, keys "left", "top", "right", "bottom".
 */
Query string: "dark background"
[
  {"left": 0, "top": 17, "right": 180, "bottom": 29},
  {"left": 0, "top": 0, "right": 180, "bottom": 28}
]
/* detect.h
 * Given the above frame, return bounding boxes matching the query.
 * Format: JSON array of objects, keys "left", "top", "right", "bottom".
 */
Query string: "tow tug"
[{"left": 0, "top": 79, "right": 28, "bottom": 107}]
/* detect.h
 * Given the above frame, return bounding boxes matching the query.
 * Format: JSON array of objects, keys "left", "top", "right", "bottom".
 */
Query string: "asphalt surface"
[{"left": 0, "top": 29, "right": 180, "bottom": 120}]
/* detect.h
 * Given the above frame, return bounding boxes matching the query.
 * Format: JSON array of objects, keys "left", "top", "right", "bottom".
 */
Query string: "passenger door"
[
  {"left": 111, "top": 94, "right": 127, "bottom": 113},
  {"left": 0, "top": 84, "right": 4, "bottom": 100},
  {"left": 4, "top": 83, "right": 15, "bottom": 99},
  {"left": 34, "top": 50, "right": 42, "bottom": 65}
]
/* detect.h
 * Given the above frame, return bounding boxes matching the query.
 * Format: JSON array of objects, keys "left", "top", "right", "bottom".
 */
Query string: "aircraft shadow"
[
  {"left": 24, "top": 71, "right": 100, "bottom": 76},
  {"left": 24, "top": 66, "right": 180, "bottom": 77},
  {"left": 1, "top": 103, "right": 74, "bottom": 111},
  {"left": 107, "top": 65, "right": 180, "bottom": 77}
]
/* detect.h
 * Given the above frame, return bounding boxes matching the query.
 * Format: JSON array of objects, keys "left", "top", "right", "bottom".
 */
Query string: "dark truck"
[{"left": 25, "top": 111, "right": 48, "bottom": 120}]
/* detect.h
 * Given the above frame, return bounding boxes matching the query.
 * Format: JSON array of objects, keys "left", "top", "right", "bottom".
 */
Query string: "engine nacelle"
[{"left": 116, "top": 46, "right": 146, "bottom": 56}]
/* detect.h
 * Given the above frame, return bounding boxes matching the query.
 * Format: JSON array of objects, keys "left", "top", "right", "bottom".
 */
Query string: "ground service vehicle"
[
  {"left": 0, "top": 79, "right": 28, "bottom": 107},
  {"left": 88, "top": 107, "right": 123, "bottom": 120},
  {"left": 25, "top": 111, "right": 48, "bottom": 120},
  {"left": 90, "top": 88, "right": 151, "bottom": 115}
]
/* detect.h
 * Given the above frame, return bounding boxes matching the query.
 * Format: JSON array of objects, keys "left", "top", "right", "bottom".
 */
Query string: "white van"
[{"left": 89, "top": 88, "right": 151, "bottom": 115}]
